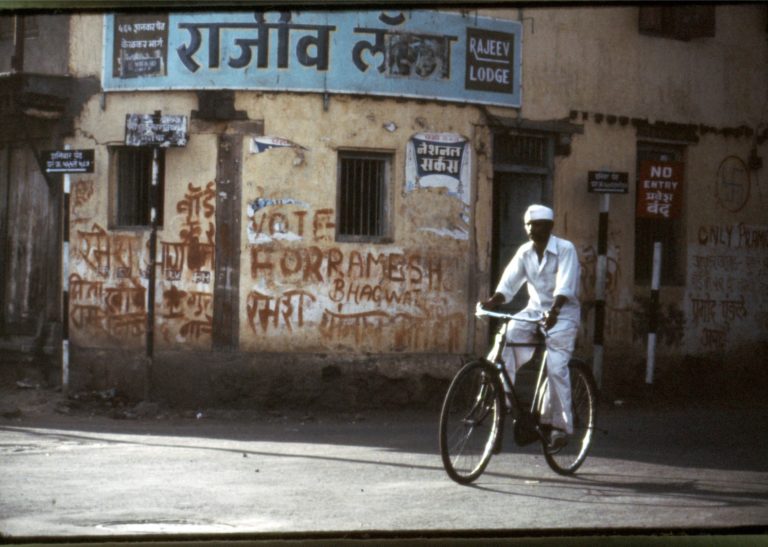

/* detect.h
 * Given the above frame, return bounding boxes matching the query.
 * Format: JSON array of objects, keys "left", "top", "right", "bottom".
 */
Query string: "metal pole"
[
  {"left": 645, "top": 240, "right": 662, "bottom": 384},
  {"left": 11, "top": 16, "right": 24, "bottom": 73},
  {"left": 593, "top": 193, "right": 609, "bottom": 388},
  {"left": 61, "top": 166, "right": 71, "bottom": 396},
  {"left": 145, "top": 146, "right": 159, "bottom": 399}
]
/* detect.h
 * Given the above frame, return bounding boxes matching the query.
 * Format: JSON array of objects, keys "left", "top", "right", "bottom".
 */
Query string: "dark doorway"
[
  {"left": 0, "top": 145, "right": 61, "bottom": 341},
  {"left": 491, "top": 133, "right": 553, "bottom": 312}
]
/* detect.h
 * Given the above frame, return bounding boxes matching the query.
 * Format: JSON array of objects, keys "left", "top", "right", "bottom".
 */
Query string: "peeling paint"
[
  {"left": 249, "top": 231, "right": 303, "bottom": 245},
  {"left": 250, "top": 136, "right": 305, "bottom": 154},
  {"left": 247, "top": 197, "right": 308, "bottom": 216},
  {"left": 418, "top": 227, "right": 469, "bottom": 240}
]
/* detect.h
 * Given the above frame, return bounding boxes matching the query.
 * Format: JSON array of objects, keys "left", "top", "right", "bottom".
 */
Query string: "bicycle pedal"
[{"left": 545, "top": 433, "right": 568, "bottom": 454}]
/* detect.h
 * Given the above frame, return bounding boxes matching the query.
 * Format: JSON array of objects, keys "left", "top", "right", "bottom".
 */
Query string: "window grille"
[
  {"left": 0, "top": 16, "right": 39, "bottom": 39},
  {"left": 113, "top": 146, "right": 164, "bottom": 228},
  {"left": 639, "top": 6, "right": 715, "bottom": 41},
  {"left": 0, "top": 17, "right": 11, "bottom": 40},
  {"left": 494, "top": 134, "right": 548, "bottom": 168},
  {"left": 337, "top": 152, "right": 390, "bottom": 242}
]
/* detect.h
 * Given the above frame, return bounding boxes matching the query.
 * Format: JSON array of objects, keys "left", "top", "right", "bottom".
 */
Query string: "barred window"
[
  {"left": 638, "top": 5, "right": 715, "bottom": 41},
  {"left": 336, "top": 151, "right": 391, "bottom": 242},
  {"left": 493, "top": 134, "right": 548, "bottom": 168},
  {"left": 111, "top": 146, "right": 164, "bottom": 228}
]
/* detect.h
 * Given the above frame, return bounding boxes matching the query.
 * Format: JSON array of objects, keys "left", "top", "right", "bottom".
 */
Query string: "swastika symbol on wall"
[{"left": 716, "top": 156, "right": 750, "bottom": 213}]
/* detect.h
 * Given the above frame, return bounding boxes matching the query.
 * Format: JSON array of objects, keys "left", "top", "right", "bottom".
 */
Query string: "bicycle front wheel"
[
  {"left": 543, "top": 361, "right": 597, "bottom": 475},
  {"left": 439, "top": 360, "right": 503, "bottom": 484}
]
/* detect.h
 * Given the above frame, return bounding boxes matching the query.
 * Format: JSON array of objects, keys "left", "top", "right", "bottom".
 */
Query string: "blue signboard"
[{"left": 104, "top": 10, "right": 522, "bottom": 107}]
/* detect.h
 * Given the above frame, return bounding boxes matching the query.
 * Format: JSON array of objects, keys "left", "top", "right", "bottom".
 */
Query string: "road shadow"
[
  {"left": 1, "top": 402, "right": 767, "bottom": 473},
  {"left": 468, "top": 467, "right": 768, "bottom": 511}
]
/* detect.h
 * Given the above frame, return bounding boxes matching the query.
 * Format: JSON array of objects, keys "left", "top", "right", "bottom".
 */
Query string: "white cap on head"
[{"left": 524, "top": 204, "right": 554, "bottom": 223}]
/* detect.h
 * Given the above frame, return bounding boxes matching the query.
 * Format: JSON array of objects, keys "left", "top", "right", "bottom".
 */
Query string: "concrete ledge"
[{"left": 69, "top": 347, "right": 467, "bottom": 411}]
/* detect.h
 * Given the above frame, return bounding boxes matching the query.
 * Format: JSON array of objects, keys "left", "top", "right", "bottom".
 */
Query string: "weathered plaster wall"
[
  {"left": 508, "top": 5, "right": 767, "bottom": 125},
  {"left": 684, "top": 134, "right": 768, "bottom": 358},
  {"left": 154, "top": 131, "right": 218, "bottom": 349},
  {"left": 553, "top": 124, "right": 638, "bottom": 355},
  {"left": 60, "top": 7, "right": 768, "bottom": 400},
  {"left": 237, "top": 94, "right": 477, "bottom": 354},
  {"left": 67, "top": 91, "right": 211, "bottom": 351},
  {"left": 482, "top": 5, "right": 768, "bottom": 368},
  {"left": 0, "top": 15, "right": 69, "bottom": 74},
  {"left": 68, "top": 14, "right": 101, "bottom": 78},
  {"left": 64, "top": 66, "right": 484, "bottom": 356}
]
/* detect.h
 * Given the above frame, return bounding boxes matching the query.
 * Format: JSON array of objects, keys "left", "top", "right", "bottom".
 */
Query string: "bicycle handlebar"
[{"left": 474, "top": 302, "right": 546, "bottom": 324}]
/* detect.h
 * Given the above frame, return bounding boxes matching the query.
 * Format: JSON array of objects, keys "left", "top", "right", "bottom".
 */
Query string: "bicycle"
[{"left": 439, "top": 304, "right": 597, "bottom": 483}]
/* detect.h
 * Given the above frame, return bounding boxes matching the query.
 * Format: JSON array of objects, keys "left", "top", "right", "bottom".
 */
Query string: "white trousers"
[{"left": 488, "top": 319, "right": 578, "bottom": 434}]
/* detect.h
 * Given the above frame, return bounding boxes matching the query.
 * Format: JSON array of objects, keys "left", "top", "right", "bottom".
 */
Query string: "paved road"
[{"left": 1, "top": 402, "right": 767, "bottom": 539}]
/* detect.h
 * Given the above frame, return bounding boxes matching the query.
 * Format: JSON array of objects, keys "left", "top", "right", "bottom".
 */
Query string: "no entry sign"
[{"left": 636, "top": 160, "right": 684, "bottom": 220}]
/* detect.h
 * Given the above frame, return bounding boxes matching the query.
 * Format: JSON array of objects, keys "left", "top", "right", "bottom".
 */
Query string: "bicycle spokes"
[
  {"left": 543, "top": 363, "right": 596, "bottom": 475},
  {"left": 439, "top": 361, "right": 502, "bottom": 484}
]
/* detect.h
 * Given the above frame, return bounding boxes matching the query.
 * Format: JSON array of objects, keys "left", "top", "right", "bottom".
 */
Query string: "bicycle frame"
[
  {"left": 440, "top": 305, "right": 597, "bottom": 481},
  {"left": 480, "top": 306, "right": 551, "bottom": 444}
]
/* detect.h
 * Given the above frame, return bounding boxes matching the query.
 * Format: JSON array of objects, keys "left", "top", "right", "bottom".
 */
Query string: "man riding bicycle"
[{"left": 480, "top": 204, "right": 581, "bottom": 451}]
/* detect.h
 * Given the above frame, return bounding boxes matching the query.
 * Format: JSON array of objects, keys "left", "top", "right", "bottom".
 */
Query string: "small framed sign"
[
  {"left": 125, "top": 114, "right": 188, "bottom": 147},
  {"left": 42, "top": 149, "right": 95, "bottom": 174},
  {"left": 588, "top": 171, "right": 628, "bottom": 194}
]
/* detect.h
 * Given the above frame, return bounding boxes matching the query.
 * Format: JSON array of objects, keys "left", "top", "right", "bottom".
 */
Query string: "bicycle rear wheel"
[
  {"left": 543, "top": 361, "right": 597, "bottom": 475},
  {"left": 439, "top": 360, "right": 503, "bottom": 484}
]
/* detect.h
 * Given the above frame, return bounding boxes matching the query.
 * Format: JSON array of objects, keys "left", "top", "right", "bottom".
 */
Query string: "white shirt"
[{"left": 495, "top": 234, "right": 581, "bottom": 326}]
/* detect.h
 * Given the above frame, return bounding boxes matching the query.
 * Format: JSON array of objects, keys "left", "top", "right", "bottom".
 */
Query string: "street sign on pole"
[
  {"left": 588, "top": 170, "right": 628, "bottom": 194},
  {"left": 42, "top": 149, "right": 95, "bottom": 174},
  {"left": 123, "top": 111, "right": 188, "bottom": 399},
  {"left": 588, "top": 169, "right": 628, "bottom": 388}
]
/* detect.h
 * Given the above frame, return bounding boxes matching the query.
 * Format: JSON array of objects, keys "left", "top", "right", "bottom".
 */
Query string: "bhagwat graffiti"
[
  {"left": 246, "top": 199, "right": 467, "bottom": 353},
  {"left": 70, "top": 184, "right": 469, "bottom": 352}
]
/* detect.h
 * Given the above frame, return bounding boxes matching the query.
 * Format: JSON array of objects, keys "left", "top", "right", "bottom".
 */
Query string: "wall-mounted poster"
[
  {"left": 405, "top": 132, "right": 472, "bottom": 240},
  {"left": 406, "top": 132, "right": 471, "bottom": 204},
  {"left": 104, "top": 10, "right": 523, "bottom": 107}
]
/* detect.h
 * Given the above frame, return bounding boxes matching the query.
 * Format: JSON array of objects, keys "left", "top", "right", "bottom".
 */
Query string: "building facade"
[{"left": 2, "top": 6, "right": 766, "bottom": 406}]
